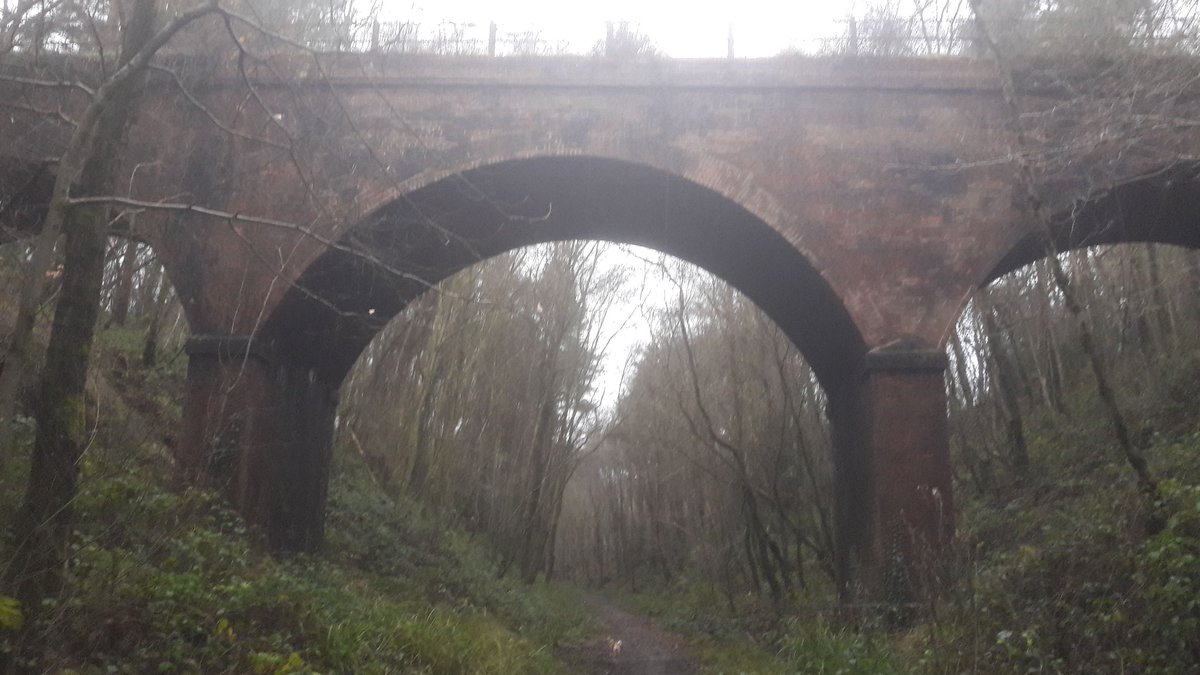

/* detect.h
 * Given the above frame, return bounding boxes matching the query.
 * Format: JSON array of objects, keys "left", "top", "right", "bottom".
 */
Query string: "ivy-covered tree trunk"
[
  {"left": 5, "top": 0, "right": 159, "bottom": 615},
  {"left": 6, "top": 203, "right": 110, "bottom": 606}
]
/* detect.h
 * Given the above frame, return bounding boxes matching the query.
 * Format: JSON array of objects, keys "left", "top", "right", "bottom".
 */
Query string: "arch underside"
[
  {"left": 263, "top": 156, "right": 866, "bottom": 394},
  {"left": 985, "top": 162, "right": 1200, "bottom": 284}
]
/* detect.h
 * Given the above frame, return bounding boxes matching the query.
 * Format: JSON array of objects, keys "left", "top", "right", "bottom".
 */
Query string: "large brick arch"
[
  {"left": 982, "top": 162, "right": 1200, "bottom": 286},
  {"left": 10, "top": 50, "right": 1200, "bottom": 595},
  {"left": 348, "top": 146, "right": 801, "bottom": 255},
  {"left": 261, "top": 154, "right": 867, "bottom": 395},
  {"left": 927, "top": 162, "right": 1200, "bottom": 347}
]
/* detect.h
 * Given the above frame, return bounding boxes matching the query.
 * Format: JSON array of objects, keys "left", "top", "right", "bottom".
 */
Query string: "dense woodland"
[{"left": 1, "top": 0, "right": 1200, "bottom": 673}]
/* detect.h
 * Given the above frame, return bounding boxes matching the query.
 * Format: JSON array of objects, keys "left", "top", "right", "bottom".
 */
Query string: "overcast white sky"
[{"left": 391, "top": 0, "right": 860, "bottom": 57}]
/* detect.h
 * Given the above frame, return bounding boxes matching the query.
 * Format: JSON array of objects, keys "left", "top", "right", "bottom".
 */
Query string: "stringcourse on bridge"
[{"left": 3, "top": 50, "right": 1199, "bottom": 601}]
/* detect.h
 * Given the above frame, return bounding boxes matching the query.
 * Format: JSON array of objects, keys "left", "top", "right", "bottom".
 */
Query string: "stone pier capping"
[
  {"left": 4, "top": 50, "right": 1200, "bottom": 595},
  {"left": 863, "top": 339, "right": 950, "bottom": 373}
]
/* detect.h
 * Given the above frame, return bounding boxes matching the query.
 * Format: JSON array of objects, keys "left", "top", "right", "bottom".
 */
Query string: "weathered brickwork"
[{"left": 3, "top": 53, "right": 1197, "bottom": 596}]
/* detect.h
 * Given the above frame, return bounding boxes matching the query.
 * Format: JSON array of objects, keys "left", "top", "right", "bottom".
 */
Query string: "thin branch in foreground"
[
  {"left": 65, "top": 194, "right": 447, "bottom": 312},
  {"left": 0, "top": 72, "right": 95, "bottom": 96},
  {"left": 149, "top": 63, "right": 289, "bottom": 150}
]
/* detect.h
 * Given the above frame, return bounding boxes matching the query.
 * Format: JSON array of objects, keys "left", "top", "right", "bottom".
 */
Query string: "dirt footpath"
[{"left": 558, "top": 593, "right": 699, "bottom": 675}]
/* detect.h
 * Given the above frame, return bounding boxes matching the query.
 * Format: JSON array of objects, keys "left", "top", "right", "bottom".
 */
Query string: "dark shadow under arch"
[
  {"left": 984, "top": 162, "right": 1200, "bottom": 285},
  {"left": 262, "top": 156, "right": 866, "bottom": 395}
]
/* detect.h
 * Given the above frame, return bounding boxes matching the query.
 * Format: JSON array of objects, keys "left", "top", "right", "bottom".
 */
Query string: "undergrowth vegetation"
[
  {"left": 2, "top": 294, "right": 1198, "bottom": 674},
  {"left": 914, "top": 430, "right": 1200, "bottom": 673},
  {"left": 599, "top": 353, "right": 1200, "bottom": 674},
  {"left": 0, "top": 326, "right": 596, "bottom": 674}
]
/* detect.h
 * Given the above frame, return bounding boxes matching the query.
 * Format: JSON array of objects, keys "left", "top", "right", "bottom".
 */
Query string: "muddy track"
[{"left": 558, "top": 593, "right": 698, "bottom": 675}]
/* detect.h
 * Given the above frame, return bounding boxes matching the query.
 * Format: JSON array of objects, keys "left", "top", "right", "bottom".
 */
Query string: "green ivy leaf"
[{"left": 0, "top": 596, "right": 23, "bottom": 631}]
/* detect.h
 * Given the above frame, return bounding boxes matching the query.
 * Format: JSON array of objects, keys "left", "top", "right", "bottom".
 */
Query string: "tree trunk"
[
  {"left": 141, "top": 269, "right": 169, "bottom": 368},
  {"left": 107, "top": 239, "right": 138, "bottom": 327},
  {"left": 5, "top": 0, "right": 159, "bottom": 616},
  {"left": 6, "top": 203, "right": 109, "bottom": 606},
  {"left": 1144, "top": 244, "right": 1176, "bottom": 350},
  {"left": 1053, "top": 250, "right": 1159, "bottom": 494},
  {"left": 968, "top": 1, "right": 1159, "bottom": 510},
  {"left": 1036, "top": 261, "right": 1069, "bottom": 415},
  {"left": 949, "top": 329, "right": 989, "bottom": 491},
  {"left": 519, "top": 373, "right": 557, "bottom": 583},
  {"left": 980, "top": 299, "right": 1029, "bottom": 474}
]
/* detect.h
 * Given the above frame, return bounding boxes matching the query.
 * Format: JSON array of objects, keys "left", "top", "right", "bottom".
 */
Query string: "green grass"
[
  {"left": 0, "top": 327, "right": 597, "bottom": 674},
  {"left": 0, "top": 447, "right": 596, "bottom": 673}
]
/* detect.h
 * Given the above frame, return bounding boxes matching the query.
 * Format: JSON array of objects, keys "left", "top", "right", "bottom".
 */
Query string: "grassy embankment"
[{"left": 0, "top": 325, "right": 598, "bottom": 674}]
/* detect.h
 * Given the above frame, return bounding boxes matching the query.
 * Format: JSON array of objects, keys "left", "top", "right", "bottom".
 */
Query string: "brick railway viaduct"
[{"left": 2, "top": 52, "right": 1199, "bottom": 596}]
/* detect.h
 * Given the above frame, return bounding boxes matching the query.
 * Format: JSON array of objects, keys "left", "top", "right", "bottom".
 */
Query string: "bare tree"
[
  {"left": 3, "top": 1, "right": 224, "bottom": 617},
  {"left": 554, "top": 259, "right": 835, "bottom": 601},
  {"left": 339, "top": 241, "right": 626, "bottom": 583},
  {"left": 968, "top": 0, "right": 1164, "bottom": 511}
]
